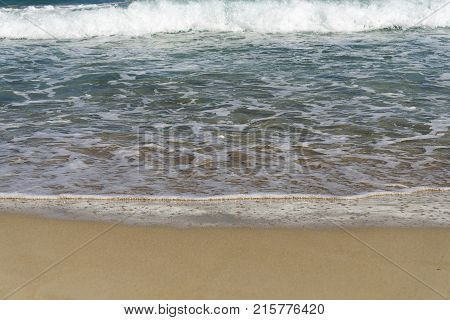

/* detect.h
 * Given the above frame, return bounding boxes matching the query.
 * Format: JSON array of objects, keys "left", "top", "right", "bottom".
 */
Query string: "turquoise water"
[{"left": 0, "top": 0, "right": 449, "bottom": 197}]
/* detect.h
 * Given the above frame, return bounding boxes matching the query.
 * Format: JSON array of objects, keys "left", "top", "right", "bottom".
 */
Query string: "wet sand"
[
  {"left": 1, "top": 189, "right": 449, "bottom": 227},
  {"left": 0, "top": 213, "right": 449, "bottom": 299}
]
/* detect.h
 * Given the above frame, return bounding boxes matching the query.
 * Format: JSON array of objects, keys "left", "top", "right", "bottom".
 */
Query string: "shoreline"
[
  {"left": 1, "top": 213, "right": 449, "bottom": 299},
  {"left": 1, "top": 189, "right": 449, "bottom": 227},
  {"left": 1, "top": 186, "right": 448, "bottom": 201}
]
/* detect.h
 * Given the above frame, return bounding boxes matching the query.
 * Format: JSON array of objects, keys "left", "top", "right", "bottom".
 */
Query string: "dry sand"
[{"left": 0, "top": 213, "right": 449, "bottom": 299}]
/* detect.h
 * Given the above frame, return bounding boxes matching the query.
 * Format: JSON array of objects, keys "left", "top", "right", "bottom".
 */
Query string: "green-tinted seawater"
[{"left": 0, "top": 1, "right": 449, "bottom": 196}]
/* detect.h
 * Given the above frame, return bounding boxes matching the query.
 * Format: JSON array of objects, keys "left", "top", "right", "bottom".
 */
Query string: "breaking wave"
[{"left": 0, "top": 0, "right": 450, "bottom": 39}]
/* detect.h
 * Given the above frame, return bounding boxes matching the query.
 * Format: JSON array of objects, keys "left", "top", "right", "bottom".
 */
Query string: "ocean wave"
[{"left": 0, "top": 0, "right": 449, "bottom": 39}]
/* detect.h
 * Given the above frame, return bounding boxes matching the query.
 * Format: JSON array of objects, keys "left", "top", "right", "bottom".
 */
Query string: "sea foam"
[
  {"left": 0, "top": 0, "right": 449, "bottom": 39},
  {"left": 0, "top": 186, "right": 448, "bottom": 201},
  {"left": 1, "top": 188, "right": 449, "bottom": 227}
]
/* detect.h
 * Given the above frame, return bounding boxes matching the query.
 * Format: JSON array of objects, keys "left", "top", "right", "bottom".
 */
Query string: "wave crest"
[{"left": 0, "top": 0, "right": 450, "bottom": 39}]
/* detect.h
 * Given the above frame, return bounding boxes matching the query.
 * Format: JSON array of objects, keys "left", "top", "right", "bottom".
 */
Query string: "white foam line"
[{"left": 0, "top": 187, "right": 448, "bottom": 202}]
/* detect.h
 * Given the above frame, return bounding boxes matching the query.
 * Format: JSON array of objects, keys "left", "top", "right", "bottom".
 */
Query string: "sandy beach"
[
  {"left": 1, "top": 213, "right": 448, "bottom": 299},
  {"left": 2, "top": 0, "right": 450, "bottom": 307}
]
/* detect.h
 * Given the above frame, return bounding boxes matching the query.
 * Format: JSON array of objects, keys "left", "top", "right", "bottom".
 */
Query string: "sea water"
[{"left": 0, "top": 0, "right": 449, "bottom": 200}]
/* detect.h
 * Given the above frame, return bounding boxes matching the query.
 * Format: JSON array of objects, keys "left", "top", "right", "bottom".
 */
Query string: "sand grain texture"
[{"left": 0, "top": 214, "right": 449, "bottom": 299}]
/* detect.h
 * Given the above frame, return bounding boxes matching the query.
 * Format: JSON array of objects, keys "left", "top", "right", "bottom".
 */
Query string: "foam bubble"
[
  {"left": 0, "top": 186, "right": 448, "bottom": 202},
  {"left": 0, "top": 0, "right": 449, "bottom": 39},
  {"left": 1, "top": 187, "right": 449, "bottom": 227}
]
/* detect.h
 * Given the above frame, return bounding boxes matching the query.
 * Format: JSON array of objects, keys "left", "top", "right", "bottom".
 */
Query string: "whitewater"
[
  {"left": 0, "top": 0, "right": 450, "bottom": 39},
  {"left": 0, "top": 0, "right": 449, "bottom": 208}
]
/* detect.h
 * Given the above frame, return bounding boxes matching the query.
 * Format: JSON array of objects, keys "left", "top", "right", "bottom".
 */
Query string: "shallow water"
[{"left": 0, "top": 0, "right": 449, "bottom": 197}]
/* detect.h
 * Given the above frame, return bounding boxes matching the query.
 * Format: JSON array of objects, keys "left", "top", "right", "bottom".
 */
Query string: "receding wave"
[
  {"left": 1, "top": 0, "right": 450, "bottom": 39},
  {"left": 0, "top": 187, "right": 449, "bottom": 202}
]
